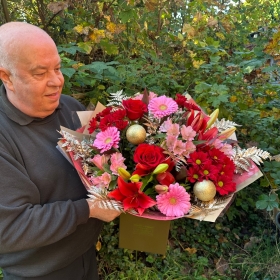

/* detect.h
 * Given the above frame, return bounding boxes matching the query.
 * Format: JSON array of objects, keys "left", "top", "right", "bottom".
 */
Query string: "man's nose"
[{"left": 47, "top": 71, "right": 64, "bottom": 87}]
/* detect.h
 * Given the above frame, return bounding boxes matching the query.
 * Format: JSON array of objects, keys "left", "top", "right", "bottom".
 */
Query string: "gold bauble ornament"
[
  {"left": 126, "top": 124, "right": 146, "bottom": 145},
  {"left": 193, "top": 180, "right": 216, "bottom": 202}
]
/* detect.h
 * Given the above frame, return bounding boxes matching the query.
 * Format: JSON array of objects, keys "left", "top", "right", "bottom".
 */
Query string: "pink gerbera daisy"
[
  {"left": 93, "top": 127, "right": 120, "bottom": 153},
  {"left": 156, "top": 183, "right": 191, "bottom": 217},
  {"left": 148, "top": 96, "right": 178, "bottom": 119}
]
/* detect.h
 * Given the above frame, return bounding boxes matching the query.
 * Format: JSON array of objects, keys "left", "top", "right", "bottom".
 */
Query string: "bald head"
[{"left": 0, "top": 22, "right": 56, "bottom": 74}]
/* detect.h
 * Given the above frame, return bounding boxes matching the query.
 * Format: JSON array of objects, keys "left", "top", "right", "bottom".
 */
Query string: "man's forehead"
[{"left": 29, "top": 61, "right": 61, "bottom": 71}]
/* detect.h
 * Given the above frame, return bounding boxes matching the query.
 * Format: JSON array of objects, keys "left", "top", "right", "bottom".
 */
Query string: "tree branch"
[{"left": 1, "top": 0, "right": 10, "bottom": 22}]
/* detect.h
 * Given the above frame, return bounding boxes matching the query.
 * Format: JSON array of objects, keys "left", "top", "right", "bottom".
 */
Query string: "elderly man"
[{"left": 0, "top": 22, "right": 120, "bottom": 279}]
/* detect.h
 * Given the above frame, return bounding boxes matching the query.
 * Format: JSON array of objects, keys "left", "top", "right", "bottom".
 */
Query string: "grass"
[{"left": 230, "top": 233, "right": 280, "bottom": 280}]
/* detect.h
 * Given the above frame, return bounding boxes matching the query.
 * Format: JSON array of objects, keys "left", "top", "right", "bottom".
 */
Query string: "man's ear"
[{"left": 0, "top": 67, "right": 14, "bottom": 92}]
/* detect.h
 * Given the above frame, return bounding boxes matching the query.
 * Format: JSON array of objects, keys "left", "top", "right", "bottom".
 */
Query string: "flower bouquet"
[{"left": 58, "top": 89, "right": 271, "bottom": 253}]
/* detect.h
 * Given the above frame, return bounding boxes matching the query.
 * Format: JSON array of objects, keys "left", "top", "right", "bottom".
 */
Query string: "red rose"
[
  {"left": 133, "top": 143, "right": 166, "bottom": 175},
  {"left": 122, "top": 99, "right": 147, "bottom": 120}
]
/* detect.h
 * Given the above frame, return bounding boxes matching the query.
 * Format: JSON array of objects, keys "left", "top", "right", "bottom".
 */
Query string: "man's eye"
[
  {"left": 55, "top": 68, "right": 61, "bottom": 72},
  {"left": 35, "top": 73, "right": 45, "bottom": 76}
]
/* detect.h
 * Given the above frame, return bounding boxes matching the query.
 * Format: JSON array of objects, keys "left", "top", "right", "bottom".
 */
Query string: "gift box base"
[{"left": 119, "top": 213, "right": 171, "bottom": 255}]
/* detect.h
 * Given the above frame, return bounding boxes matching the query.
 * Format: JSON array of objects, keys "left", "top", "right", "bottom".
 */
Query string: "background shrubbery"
[{"left": 1, "top": 0, "right": 280, "bottom": 279}]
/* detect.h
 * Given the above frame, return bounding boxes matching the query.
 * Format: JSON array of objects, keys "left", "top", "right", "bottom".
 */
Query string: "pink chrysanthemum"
[
  {"left": 156, "top": 183, "right": 191, "bottom": 217},
  {"left": 148, "top": 96, "right": 178, "bottom": 119},
  {"left": 93, "top": 127, "right": 120, "bottom": 153}
]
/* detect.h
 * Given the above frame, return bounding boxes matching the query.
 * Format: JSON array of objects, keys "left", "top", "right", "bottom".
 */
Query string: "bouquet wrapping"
[{"left": 58, "top": 90, "right": 269, "bottom": 223}]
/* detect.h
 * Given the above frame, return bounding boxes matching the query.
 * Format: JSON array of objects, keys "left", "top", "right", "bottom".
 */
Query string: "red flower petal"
[
  {"left": 117, "top": 177, "right": 142, "bottom": 197},
  {"left": 156, "top": 172, "right": 175, "bottom": 185},
  {"left": 107, "top": 188, "right": 125, "bottom": 201},
  {"left": 137, "top": 193, "right": 156, "bottom": 209}
]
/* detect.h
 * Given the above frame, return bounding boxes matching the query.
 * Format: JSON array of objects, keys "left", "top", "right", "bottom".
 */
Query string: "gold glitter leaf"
[
  {"left": 88, "top": 187, "right": 124, "bottom": 212},
  {"left": 232, "top": 145, "right": 272, "bottom": 173},
  {"left": 213, "top": 118, "right": 241, "bottom": 132}
]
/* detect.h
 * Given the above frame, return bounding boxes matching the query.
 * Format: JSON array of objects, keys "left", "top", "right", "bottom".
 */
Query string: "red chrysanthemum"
[
  {"left": 99, "top": 109, "right": 129, "bottom": 131},
  {"left": 88, "top": 117, "right": 97, "bottom": 134},
  {"left": 199, "top": 164, "right": 219, "bottom": 181},
  {"left": 95, "top": 107, "right": 112, "bottom": 121},
  {"left": 110, "top": 108, "right": 125, "bottom": 119},
  {"left": 218, "top": 156, "right": 235, "bottom": 177},
  {"left": 186, "top": 166, "right": 201, "bottom": 183},
  {"left": 187, "top": 151, "right": 212, "bottom": 168},
  {"left": 183, "top": 100, "right": 201, "bottom": 111},
  {"left": 214, "top": 174, "right": 236, "bottom": 196},
  {"left": 174, "top": 93, "right": 187, "bottom": 108},
  {"left": 99, "top": 115, "right": 114, "bottom": 131},
  {"left": 208, "top": 148, "right": 226, "bottom": 165}
]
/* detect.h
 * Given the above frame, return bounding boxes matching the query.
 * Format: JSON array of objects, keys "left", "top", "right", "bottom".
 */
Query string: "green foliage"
[
  {"left": 98, "top": 198, "right": 279, "bottom": 279},
  {"left": 230, "top": 234, "right": 280, "bottom": 280},
  {"left": 256, "top": 193, "right": 279, "bottom": 211}
]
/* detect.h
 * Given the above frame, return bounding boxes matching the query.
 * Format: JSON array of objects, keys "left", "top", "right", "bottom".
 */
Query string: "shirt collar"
[{"left": 0, "top": 85, "right": 61, "bottom": 125}]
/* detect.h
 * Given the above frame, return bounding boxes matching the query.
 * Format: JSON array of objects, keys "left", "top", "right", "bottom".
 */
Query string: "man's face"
[{"left": 7, "top": 39, "right": 64, "bottom": 118}]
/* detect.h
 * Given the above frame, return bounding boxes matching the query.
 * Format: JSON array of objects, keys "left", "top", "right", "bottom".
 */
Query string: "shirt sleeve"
[{"left": 0, "top": 146, "right": 90, "bottom": 254}]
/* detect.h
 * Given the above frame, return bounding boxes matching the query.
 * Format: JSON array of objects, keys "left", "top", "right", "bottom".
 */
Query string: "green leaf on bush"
[
  {"left": 100, "top": 40, "right": 119, "bottom": 55},
  {"left": 61, "top": 68, "right": 76, "bottom": 78},
  {"left": 194, "top": 82, "right": 211, "bottom": 93},
  {"left": 256, "top": 193, "right": 279, "bottom": 211},
  {"left": 77, "top": 42, "right": 92, "bottom": 54},
  {"left": 260, "top": 177, "right": 270, "bottom": 187}
]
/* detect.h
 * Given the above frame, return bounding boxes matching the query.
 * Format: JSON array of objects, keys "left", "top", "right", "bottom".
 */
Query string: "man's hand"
[{"left": 86, "top": 199, "right": 121, "bottom": 222}]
